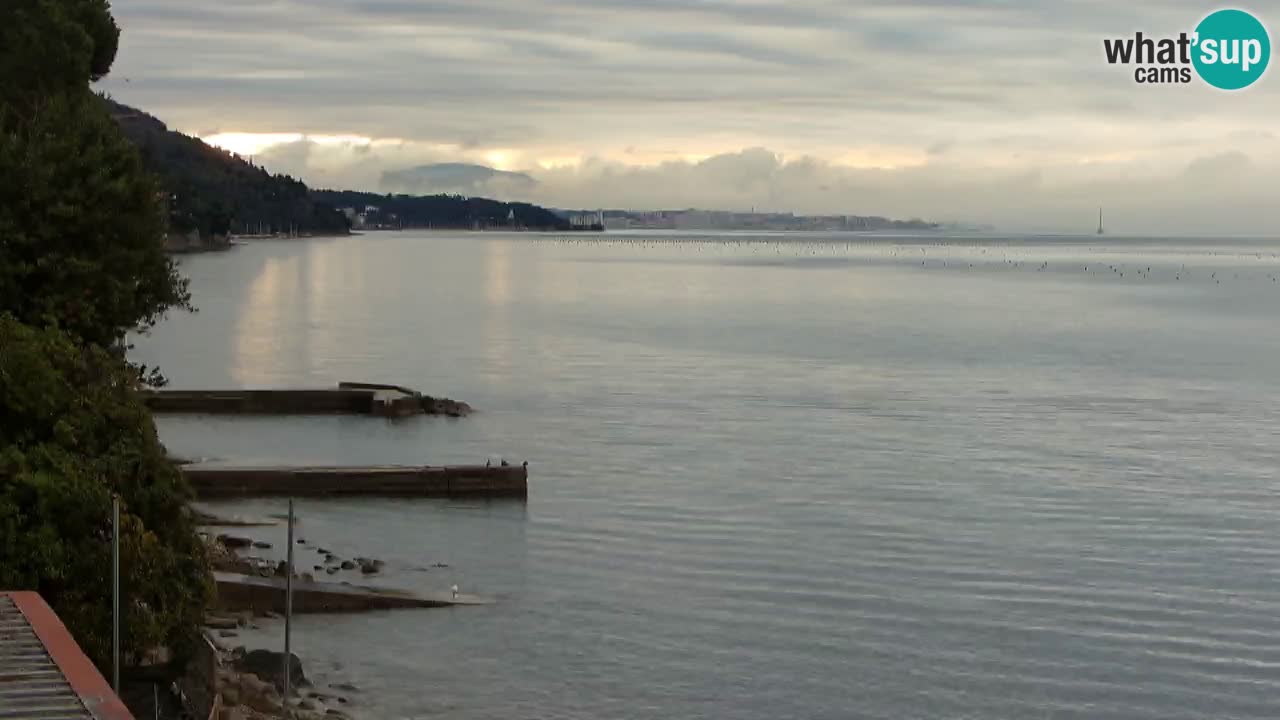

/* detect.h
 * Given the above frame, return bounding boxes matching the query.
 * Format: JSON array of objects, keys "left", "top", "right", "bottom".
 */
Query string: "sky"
[{"left": 97, "top": 0, "right": 1280, "bottom": 233}]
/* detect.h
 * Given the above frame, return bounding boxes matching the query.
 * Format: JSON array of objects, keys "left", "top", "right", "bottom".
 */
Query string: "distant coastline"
[
  {"left": 595, "top": 208, "right": 941, "bottom": 232},
  {"left": 164, "top": 229, "right": 355, "bottom": 254}
]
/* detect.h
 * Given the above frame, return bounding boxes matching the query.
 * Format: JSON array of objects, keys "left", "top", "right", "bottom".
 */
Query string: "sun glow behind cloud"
[
  {"left": 202, "top": 132, "right": 408, "bottom": 156},
  {"left": 203, "top": 132, "right": 304, "bottom": 156}
]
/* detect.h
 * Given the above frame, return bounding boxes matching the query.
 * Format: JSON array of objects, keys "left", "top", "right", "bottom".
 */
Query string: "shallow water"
[{"left": 137, "top": 231, "right": 1280, "bottom": 720}]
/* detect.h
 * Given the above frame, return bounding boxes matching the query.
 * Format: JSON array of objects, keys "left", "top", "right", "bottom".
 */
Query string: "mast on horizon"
[{"left": 1097, "top": 207, "right": 1104, "bottom": 235}]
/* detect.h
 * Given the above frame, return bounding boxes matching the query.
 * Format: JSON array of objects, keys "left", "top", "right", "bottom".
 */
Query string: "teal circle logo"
[{"left": 1192, "top": 9, "right": 1270, "bottom": 90}]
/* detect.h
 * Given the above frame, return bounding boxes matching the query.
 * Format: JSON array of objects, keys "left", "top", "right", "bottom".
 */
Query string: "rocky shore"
[
  {"left": 203, "top": 640, "right": 359, "bottom": 720},
  {"left": 200, "top": 528, "right": 391, "bottom": 719},
  {"left": 165, "top": 230, "right": 232, "bottom": 254},
  {"left": 195, "top": 513, "right": 464, "bottom": 719},
  {"left": 205, "top": 531, "right": 389, "bottom": 582}
]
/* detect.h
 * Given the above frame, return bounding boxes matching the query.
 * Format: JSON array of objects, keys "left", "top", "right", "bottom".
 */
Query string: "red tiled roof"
[{"left": 0, "top": 592, "right": 134, "bottom": 720}]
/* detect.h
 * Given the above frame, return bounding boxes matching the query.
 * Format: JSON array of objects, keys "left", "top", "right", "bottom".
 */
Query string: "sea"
[{"left": 134, "top": 231, "right": 1280, "bottom": 720}]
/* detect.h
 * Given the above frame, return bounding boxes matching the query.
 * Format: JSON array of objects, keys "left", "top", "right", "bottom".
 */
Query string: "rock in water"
[
  {"left": 204, "top": 615, "right": 238, "bottom": 630},
  {"left": 236, "top": 649, "right": 307, "bottom": 693},
  {"left": 419, "top": 395, "right": 472, "bottom": 417},
  {"left": 218, "top": 534, "right": 253, "bottom": 549}
]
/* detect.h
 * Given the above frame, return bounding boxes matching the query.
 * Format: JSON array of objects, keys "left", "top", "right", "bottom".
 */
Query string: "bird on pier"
[{"left": 451, "top": 584, "right": 459, "bottom": 600}]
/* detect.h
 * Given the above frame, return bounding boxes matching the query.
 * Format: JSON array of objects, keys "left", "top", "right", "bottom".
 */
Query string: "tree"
[
  {"left": 0, "top": 0, "right": 210, "bottom": 675},
  {"left": 0, "top": 315, "right": 212, "bottom": 668},
  {"left": 0, "top": 0, "right": 118, "bottom": 98},
  {"left": 0, "top": 0, "right": 189, "bottom": 348}
]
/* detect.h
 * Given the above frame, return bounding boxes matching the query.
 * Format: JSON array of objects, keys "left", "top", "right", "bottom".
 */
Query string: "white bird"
[{"left": 451, "top": 584, "right": 459, "bottom": 600}]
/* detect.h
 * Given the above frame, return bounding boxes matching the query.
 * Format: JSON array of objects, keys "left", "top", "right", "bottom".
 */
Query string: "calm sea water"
[{"left": 135, "top": 231, "right": 1280, "bottom": 720}]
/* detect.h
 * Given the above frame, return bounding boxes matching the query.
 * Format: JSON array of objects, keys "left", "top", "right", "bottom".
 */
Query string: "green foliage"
[
  {"left": 0, "top": 92, "right": 191, "bottom": 346},
  {"left": 0, "top": 1, "right": 188, "bottom": 348},
  {"left": 0, "top": 0, "right": 210, "bottom": 676},
  {"left": 0, "top": 0, "right": 119, "bottom": 97},
  {"left": 0, "top": 316, "right": 212, "bottom": 668}
]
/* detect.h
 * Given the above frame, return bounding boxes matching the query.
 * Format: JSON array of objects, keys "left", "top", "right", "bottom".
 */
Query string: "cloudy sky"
[{"left": 98, "top": 0, "right": 1280, "bottom": 233}]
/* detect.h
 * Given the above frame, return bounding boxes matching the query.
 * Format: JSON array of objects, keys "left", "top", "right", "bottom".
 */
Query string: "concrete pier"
[
  {"left": 183, "top": 464, "right": 527, "bottom": 499},
  {"left": 141, "top": 382, "right": 471, "bottom": 418},
  {"left": 212, "top": 572, "right": 484, "bottom": 614}
]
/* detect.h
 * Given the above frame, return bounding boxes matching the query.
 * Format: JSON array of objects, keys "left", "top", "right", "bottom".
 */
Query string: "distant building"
[{"left": 569, "top": 210, "right": 604, "bottom": 228}]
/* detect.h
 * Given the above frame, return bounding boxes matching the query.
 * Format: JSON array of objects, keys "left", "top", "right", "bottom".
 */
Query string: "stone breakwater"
[
  {"left": 211, "top": 572, "right": 477, "bottom": 614},
  {"left": 184, "top": 463, "right": 528, "bottom": 499},
  {"left": 142, "top": 382, "right": 472, "bottom": 418}
]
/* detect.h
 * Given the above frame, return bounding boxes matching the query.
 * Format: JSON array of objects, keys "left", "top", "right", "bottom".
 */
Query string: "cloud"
[
  {"left": 926, "top": 140, "right": 954, "bottom": 156},
  {"left": 96, "top": 0, "right": 1280, "bottom": 232},
  {"left": 240, "top": 137, "right": 1280, "bottom": 233},
  {"left": 380, "top": 163, "right": 537, "bottom": 195},
  {"left": 1184, "top": 151, "right": 1250, "bottom": 178}
]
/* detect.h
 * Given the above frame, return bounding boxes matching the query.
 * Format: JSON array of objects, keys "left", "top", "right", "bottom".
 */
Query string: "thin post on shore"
[
  {"left": 283, "top": 499, "right": 295, "bottom": 717},
  {"left": 112, "top": 495, "right": 120, "bottom": 694}
]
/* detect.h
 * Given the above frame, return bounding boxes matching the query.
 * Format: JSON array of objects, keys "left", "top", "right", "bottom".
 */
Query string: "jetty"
[
  {"left": 183, "top": 463, "right": 528, "bottom": 499},
  {"left": 212, "top": 572, "right": 484, "bottom": 614},
  {"left": 141, "top": 381, "right": 470, "bottom": 418}
]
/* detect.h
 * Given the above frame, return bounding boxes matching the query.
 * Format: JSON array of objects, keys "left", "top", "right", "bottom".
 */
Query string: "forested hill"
[
  {"left": 105, "top": 98, "right": 350, "bottom": 237},
  {"left": 312, "top": 190, "right": 571, "bottom": 231},
  {"left": 105, "top": 99, "right": 575, "bottom": 237}
]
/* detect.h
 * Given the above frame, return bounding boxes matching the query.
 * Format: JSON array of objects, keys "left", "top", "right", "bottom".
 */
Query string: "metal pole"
[
  {"left": 283, "top": 499, "right": 294, "bottom": 718},
  {"left": 112, "top": 496, "right": 120, "bottom": 694}
]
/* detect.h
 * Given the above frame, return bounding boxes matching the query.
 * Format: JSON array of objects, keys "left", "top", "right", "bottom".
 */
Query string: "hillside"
[
  {"left": 312, "top": 190, "right": 571, "bottom": 231},
  {"left": 105, "top": 99, "right": 578, "bottom": 243},
  {"left": 104, "top": 98, "right": 351, "bottom": 241}
]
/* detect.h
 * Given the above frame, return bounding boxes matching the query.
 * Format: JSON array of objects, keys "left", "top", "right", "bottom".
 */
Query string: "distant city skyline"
[{"left": 98, "top": 0, "right": 1280, "bottom": 234}]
